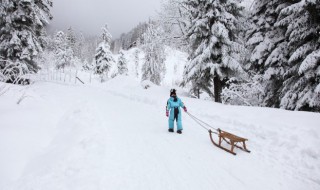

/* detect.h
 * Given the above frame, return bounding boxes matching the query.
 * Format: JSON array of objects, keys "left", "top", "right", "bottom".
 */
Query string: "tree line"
[{"left": 0, "top": 0, "right": 319, "bottom": 112}]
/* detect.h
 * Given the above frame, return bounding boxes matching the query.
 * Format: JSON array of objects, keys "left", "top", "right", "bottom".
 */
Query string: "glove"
[
  {"left": 166, "top": 110, "right": 169, "bottom": 117},
  {"left": 183, "top": 107, "right": 187, "bottom": 112}
]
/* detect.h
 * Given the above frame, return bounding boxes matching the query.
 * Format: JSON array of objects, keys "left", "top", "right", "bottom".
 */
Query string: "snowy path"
[{"left": 1, "top": 78, "right": 320, "bottom": 190}]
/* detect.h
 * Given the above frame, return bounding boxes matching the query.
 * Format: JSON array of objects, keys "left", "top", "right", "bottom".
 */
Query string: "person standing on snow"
[{"left": 166, "top": 89, "right": 187, "bottom": 134}]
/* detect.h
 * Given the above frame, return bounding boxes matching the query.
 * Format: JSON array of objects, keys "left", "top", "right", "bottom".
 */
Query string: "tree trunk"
[
  {"left": 197, "top": 88, "right": 200, "bottom": 99},
  {"left": 214, "top": 76, "right": 222, "bottom": 103}
]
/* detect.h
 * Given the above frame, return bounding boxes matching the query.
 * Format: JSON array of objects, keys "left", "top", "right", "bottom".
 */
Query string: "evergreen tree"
[
  {"left": 0, "top": 0, "right": 52, "bottom": 83},
  {"left": 117, "top": 50, "right": 128, "bottom": 75},
  {"left": 54, "top": 31, "right": 74, "bottom": 69},
  {"left": 82, "top": 60, "right": 94, "bottom": 71},
  {"left": 182, "top": 0, "right": 245, "bottom": 102},
  {"left": 245, "top": 0, "right": 289, "bottom": 107},
  {"left": 134, "top": 49, "right": 140, "bottom": 78},
  {"left": 246, "top": 0, "right": 320, "bottom": 111},
  {"left": 94, "top": 25, "right": 115, "bottom": 80},
  {"left": 82, "top": 35, "right": 99, "bottom": 64},
  {"left": 66, "top": 27, "right": 77, "bottom": 53},
  {"left": 276, "top": 0, "right": 320, "bottom": 111},
  {"left": 77, "top": 31, "right": 85, "bottom": 61},
  {"left": 141, "top": 24, "right": 166, "bottom": 85}
]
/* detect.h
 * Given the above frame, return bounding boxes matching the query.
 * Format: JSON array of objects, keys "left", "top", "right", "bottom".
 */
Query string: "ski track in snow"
[{"left": 1, "top": 78, "right": 320, "bottom": 190}]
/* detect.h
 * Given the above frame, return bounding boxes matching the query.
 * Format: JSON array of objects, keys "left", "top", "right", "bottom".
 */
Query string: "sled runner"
[
  {"left": 186, "top": 112, "right": 251, "bottom": 155},
  {"left": 209, "top": 129, "right": 250, "bottom": 155}
]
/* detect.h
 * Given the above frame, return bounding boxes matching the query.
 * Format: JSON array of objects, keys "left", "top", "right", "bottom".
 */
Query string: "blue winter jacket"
[{"left": 166, "top": 97, "right": 185, "bottom": 130}]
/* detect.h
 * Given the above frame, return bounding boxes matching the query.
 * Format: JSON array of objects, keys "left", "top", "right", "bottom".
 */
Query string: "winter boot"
[
  {"left": 168, "top": 129, "right": 174, "bottom": 132},
  {"left": 177, "top": 130, "right": 182, "bottom": 134}
]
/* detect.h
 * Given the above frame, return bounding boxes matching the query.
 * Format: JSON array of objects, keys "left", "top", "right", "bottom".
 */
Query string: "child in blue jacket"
[{"left": 166, "top": 89, "right": 187, "bottom": 134}]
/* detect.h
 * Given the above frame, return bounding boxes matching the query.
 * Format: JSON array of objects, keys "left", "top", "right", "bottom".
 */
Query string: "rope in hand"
[{"left": 185, "top": 112, "right": 219, "bottom": 134}]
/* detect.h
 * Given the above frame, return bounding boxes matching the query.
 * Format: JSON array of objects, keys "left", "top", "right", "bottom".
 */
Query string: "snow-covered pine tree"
[
  {"left": 77, "top": 32, "right": 85, "bottom": 61},
  {"left": 54, "top": 31, "right": 74, "bottom": 69},
  {"left": 134, "top": 49, "right": 140, "bottom": 78},
  {"left": 0, "top": 0, "right": 52, "bottom": 83},
  {"left": 82, "top": 59, "right": 95, "bottom": 71},
  {"left": 245, "top": 0, "right": 289, "bottom": 107},
  {"left": 66, "top": 27, "right": 77, "bottom": 54},
  {"left": 94, "top": 25, "right": 115, "bottom": 80},
  {"left": 276, "top": 0, "right": 320, "bottom": 111},
  {"left": 141, "top": 23, "right": 166, "bottom": 85},
  {"left": 117, "top": 50, "right": 128, "bottom": 75},
  {"left": 82, "top": 36, "right": 98, "bottom": 64},
  {"left": 182, "top": 0, "right": 245, "bottom": 102}
]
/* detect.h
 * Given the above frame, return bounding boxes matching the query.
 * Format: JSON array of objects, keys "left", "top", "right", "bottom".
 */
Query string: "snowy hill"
[{"left": 0, "top": 76, "right": 319, "bottom": 190}]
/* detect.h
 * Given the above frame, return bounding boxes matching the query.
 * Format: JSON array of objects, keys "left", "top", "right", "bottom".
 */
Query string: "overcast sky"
[{"left": 49, "top": 0, "right": 162, "bottom": 38}]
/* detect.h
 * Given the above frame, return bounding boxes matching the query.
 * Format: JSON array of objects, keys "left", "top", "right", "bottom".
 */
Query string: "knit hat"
[{"left": 170, "top": 89, "right": 176, "bottom": 96}]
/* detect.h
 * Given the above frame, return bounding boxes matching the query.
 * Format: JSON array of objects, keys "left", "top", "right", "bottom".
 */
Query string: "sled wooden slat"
[{"left": 209, "top": 129, "right": 251, "bottom": 155}]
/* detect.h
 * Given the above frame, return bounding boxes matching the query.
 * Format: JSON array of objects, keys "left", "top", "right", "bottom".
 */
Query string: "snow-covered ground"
[{"left": 1, "top": 76, "right": 319, "bottom": 190}]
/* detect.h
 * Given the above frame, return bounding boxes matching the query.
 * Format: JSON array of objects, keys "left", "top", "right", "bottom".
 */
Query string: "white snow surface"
[{"left": 0, "top": 76, "right": 320, "bottom": 190}]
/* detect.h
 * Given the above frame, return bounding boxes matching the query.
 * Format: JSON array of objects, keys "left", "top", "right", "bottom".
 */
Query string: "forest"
[{"left": 0, "top": 0, "right": 319, "bottom": 112}]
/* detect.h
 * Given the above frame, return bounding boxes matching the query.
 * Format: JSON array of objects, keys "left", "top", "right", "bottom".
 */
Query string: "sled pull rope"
[{"left": 186, "top": 112, "right": 218, "bottom": 134}]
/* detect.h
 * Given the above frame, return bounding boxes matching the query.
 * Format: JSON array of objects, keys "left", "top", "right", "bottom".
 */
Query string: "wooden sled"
[{"left": 209, "top": 129, "right": 250, "bottom": 155}]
